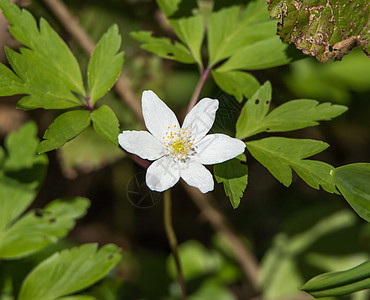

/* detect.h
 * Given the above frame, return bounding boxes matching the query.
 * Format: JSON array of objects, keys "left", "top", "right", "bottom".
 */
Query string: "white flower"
[{"left": 118, "top": 90, "right": 245, "bottom": 193}]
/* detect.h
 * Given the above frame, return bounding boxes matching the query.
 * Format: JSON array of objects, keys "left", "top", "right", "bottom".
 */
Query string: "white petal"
[
  {"left": 180, "top": 161, "right": 214, "bottom": 193},
  {"left": 142, "top": 90, "right": 180, "bottom": 140},
  {"left": 146, "top": 156, "right": 180, "bottom": 192},
  {"left": 118, "top": 131, "right": 164, "bottom": 160},
  {"left": 195, "top": 134, "right": 245, "bottom": 165},
  {"left": 182, "top": 98, "right": 219, "bottom": 142}
]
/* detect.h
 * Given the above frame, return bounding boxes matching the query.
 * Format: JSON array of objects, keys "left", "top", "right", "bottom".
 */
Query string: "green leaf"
[
  {"left": 91, "top": 105, "right": 120, "bottom": 146},
  {"left": 267, "top": 0, "right": 370, "bottom": 62},
  {"left": 131, "top": 31, "right": 195, "bottom": 64},
  {"left": 216, "top": 36, "right": 294, "bottom": 72},
  {"left": 0, "top": 62, "right": 24, "bottom": 96},
  {"left": 246, "top": 137, "right": 337, "bottom": 193},
  {"left": 0, "top": 0, "right": 84, "bottom": 93},
  {"left": 4, "top": 47, "right": 81, "bottom": 110},
  {"left": 212, "top": 70, "right": 260, "bottom": 102},
  {"left": 236, "top": 81, "right": 272, "bottom": 139},
  {"left": 38, "top": 110, "right": 91, "bottom": 154},
  {"left": 18, "top": 243, "right": 121, "bottom": 300},
  {"left": 208, "top": 2, "right": 277, "bottom": 67},
  {"left": 0, "top": 197, "right": 90, "bottom": 259},
  {"left": 0, "top": 122, "right": 48, "bottom": 232},
  {"left": 0, "top": 0, "right": 85, "bottom": 109},
  {"left": 302, "top": 260, "right": 370, "bottom": 297},
  {"left": 88, "top": 25, "right": 124, "bottom": 104},
  {"left": 331, "top": 163, "right": 370, "bottom": 222},
  {"left": 169, "top": 14, "right": 204, "bottom": 67},
  {"left": 237, "top": 98, "right": 347, "bottom": 139},
  {"left": 214, "top": 154, "right": 248, "bottom": 209}
]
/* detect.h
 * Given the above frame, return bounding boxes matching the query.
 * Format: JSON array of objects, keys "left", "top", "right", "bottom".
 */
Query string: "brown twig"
[
  {"left": 42, "top": 0, "right": 143, "bottom": 122},
  {"left": 183, "top": 184, "right": 260, "bottom": 292}
]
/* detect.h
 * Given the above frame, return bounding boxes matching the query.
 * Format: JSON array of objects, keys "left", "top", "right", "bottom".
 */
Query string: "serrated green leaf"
[
  {"left": 18, "top": 243, "right": 121, "bottom": 300},
  {"left": 208, "top": 2, "right": 278, "bottom": 67},
  {"left": 217, "top": 36, "right": 294, "bottom": 72},
  {"left": 0, "top": 62, "right": 24, "bottom": 95},
  {"left": 212, "top": 70, "right": 260, "bottom": 102},
  {"left": 5, "top": 47, "right": 81, "bottom": 110},
  {"left": 88, "top": 25, "right": 124, "bottom": 104},
  {"left": 246, "top": 137, "right": 337, "bottom": 193},
  {"left": 131, "top": 31, "right": 195, "bottom": 63},
  {"left": 267, "top": 0, "right": 370, "bottom": 62},
  {"left": 236, "top": 81, "right": 272, "bottom": 139},
  {"left": 331, "top": 163, "right": 370, "bottom": 222},
  {"left": 0, "top": 197, "right": 90, "bottom": 259},
  {"left": 0, "top": 0, "right": 85, "bottom": 94},
  {"left": 302, "top": 260, "right": 370, "bottom": 297},
  {"left": 38, "top": 110, "right": 91, "bottom": 154},
  {"left": 0, "top": 122, "right": 48, "bottom": 232},
  {"left": 91, "top": 105, "right": 120, "bottom": 146},
  {"left": 214, "top": 154, "right": 248, "bottom": 209},
  {"left": 237, "top": 98, "right": 347, "bottom": 139},
  {"left": 169, "top": 15, "right": 204, "bottom": 67}
]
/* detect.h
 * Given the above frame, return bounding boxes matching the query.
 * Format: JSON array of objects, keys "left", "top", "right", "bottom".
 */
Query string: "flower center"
[{"left": 163, "top": 125, "right": 195, "bottom": 162}]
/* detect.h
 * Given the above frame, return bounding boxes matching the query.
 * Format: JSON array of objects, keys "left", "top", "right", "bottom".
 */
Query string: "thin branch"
[
  {"left": 164, "top": 189, "right": 187, "bottom": 300},
  {"left": 42, "top": 0, "right": 143, "bottom": 122},
  {"left": 183, "top": 184, "right": 260, "bottom": 292}
]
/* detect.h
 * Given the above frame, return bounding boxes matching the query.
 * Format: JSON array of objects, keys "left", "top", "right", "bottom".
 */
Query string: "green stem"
[{"left": 164, "top": 190, "right": 187, "bottom": 300}]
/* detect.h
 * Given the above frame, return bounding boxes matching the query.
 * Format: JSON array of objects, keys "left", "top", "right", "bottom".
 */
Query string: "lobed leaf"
[
  {"left": 169, "top": 14, "right": 204, "bottom": 67},
  {"left": 237, "top": 97, "right": 347, "bottom": 139},
  {"left": 0, "top": 122, "right": 48, "bottom": 232},
  {"left": 216, "top": 36, "right": 294, "bottom": 72},
  {"left": 38, "top": 110, "right": 91, "bottom": 154},
  {"left": 266, "top": 0, "right": 370, "bottom": 62},
  {"left": 246, "top": 137, "right": 337, "bottom": 193},
  {"left": 0, "top": 0, "right": 85, "bottom": 109},
  {"left": 212, "top": 70, "right": 260, "bottom": 102},
  {"left": 131, "top": 31, "right": 195, "bottom": 63},
  {"left": 91, "top": 105, "right": 120, "bottom": 146},
  {"left": 18, "top": 243, "right": 121, "bottom": 300},
  {"left": 302, "top": 260, "right": 370, "bottom": 297},
  {"left": 214, "top": 154, "right": 248, "bottom": 209},
  {"left": 88, "top": 25, "right": 124, "bottom": 104},
  {"left": 331, "top": 163, "right": 370, "bottom": 222},
  {"left": 0, "top": 197, "right": 90, "bottom": 259},
  {"left": 236, "top": 81, "right": 272, "bottom": 139},
  {"left": 208, "top": 2, "right": 278, "bottom": 67}
]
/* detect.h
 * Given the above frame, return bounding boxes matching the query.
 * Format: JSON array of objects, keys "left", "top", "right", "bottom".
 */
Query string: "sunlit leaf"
[
  {"left": 246, "top": 137, "right": 337, "bottom": 193},
  {"left": 0, "top": 0, "right": 85, "bottom": 109},
  {"left": 18, "top": 244, "right": 121, "bottom": 300},
  {"left": 238, "top": 98, "right": 347, "bottom": 138},
  {"left": 212, "top": 70, "right": 260, "bottom": 102},
  {"left": 88, "top": 24, "right": 124, "bottom": 104},
  {"left": 302, "top": 260, "right": 370, "bottom": 297},
  {"left": 38, "top": 110, "right": 91, "bottom": 154},
  {"left": 214, "top": 154, "right": 248, "bottom": 209},
  {"left": 332, "top": 163, "right": 370, "bottom": 222},
  {"left": 169, "top": 15, "right": 204, "bottom": 67},
  {"left": 217, "top": 36, "right": 294, "bottom": 72},
  {"left": 267, "top": 0, "right": 370, "bottom": 61},
  {"left": 0, "top": 197, "right": 90, "bottom": 259},
  {"left": 131, "top": 31, "right": 195, "bottom": 64}
]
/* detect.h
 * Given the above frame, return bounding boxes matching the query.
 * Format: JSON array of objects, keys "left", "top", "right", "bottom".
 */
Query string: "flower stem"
[
  {"left": 85, "top": 96, "right": 93, "bottom": 111},
  {"left": 185, "top": 68, "right": 211, "bottom": 116},
  {"left": 163, "top": 189, "right": 187, "bottom": 300}
]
